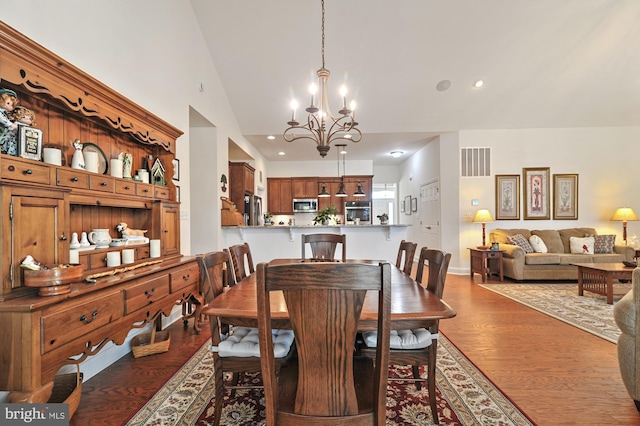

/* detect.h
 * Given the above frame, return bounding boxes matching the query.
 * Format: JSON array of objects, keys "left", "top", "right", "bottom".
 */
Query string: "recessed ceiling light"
[
  {"left": 267, "top": 135, "right": 275, "bottom": 140},
  {"left": 473, "top": 80, "right": 484, "bottom": 88},
  {"left": 390, "top": 151, "right": 404, "bottom": 158},
  {"left": 278, "top": 151, "right": 285, "bottom": 156}
]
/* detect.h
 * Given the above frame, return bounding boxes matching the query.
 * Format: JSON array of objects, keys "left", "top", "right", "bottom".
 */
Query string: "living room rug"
[
  {"left": 479, "top": 283, "right": 630, "bottom": 343},
  {"left": 126, "top": 335, "right": 533, "bottom": 425}
]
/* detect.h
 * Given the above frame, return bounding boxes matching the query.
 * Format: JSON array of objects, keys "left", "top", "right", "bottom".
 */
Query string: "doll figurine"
[
  {"left": 11, "top": 106, "right": 36, "bottom": 127},
  {"left": 0, "top": 88, "right": 19, "bottom": 156}
]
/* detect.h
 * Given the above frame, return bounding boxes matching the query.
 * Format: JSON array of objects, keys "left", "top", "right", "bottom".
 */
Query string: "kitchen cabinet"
[
  {"left": 228, "top": 162, "right": 255, "bottom": 214},
  {"left": 267, "top": 178, "right": 293, "bottom": 214},
  {"left": 0, "top": 22, "right": 198, "bottom": 401},
  {"left": 344, "top": 175, "right": 373, "bottom": 202},
  {"left": 292, "top": 178, "right": 319, "bottom": 198}
]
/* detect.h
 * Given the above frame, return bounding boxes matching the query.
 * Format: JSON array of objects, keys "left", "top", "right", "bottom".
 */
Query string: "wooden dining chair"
[
  {"left": 395, "top": 240, "right": 417, "bottom": 275},
  {"left": 199, "top": 251, "right": 295, "bottom": 426},
  {"left": 301, "top": 233, "right": 347, "bottom": 261},
  {"left": 229, "top": 242, "right": 255, "bottom": 281},
  {"left": 360, "top": 247, "right": 451, "bottom": 425},
  {"left": 257, "top": 261, "right": 391, "bottom": 425}
]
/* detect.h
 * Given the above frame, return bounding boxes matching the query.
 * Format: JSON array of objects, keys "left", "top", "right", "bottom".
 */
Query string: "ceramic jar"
[{"left": 88, "top": 228, "right": 112, "bottom": 248}]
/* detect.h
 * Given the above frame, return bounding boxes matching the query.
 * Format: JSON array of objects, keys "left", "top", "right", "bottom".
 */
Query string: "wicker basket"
[
  {"left": 131, "top": 327, "right": 171, "bottom": 358},
  {"left": 48, "top": 364, "right": 83, "bottom": 419}
]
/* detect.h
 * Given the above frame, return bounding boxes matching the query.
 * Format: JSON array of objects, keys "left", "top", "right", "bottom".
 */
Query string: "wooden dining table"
[{"left": 205, "top": 259, "right": 457, "bottom": 330}]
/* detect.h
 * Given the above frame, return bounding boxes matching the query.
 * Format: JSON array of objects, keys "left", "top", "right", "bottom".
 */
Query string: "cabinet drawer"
[
  {"left": 41, "top": 291, "right": 123, "bottom": 353},
  {"left": 56, "top": 169, "right": 89, "bottom": 189},
  {"left": 89, "top": 175, "right": 115, "bottom": 193},
  {"left": 170, "top": 263, "right": 199, "bottom": 293},
  {"left": 136, "top": 183, "right": 154, "bottom": 198},
  {"left": 115, "top": 180, "right": 137, "bottom": 196},
  {"left": 1, "top": 156, "right": 50, "bottom": 185},
  {"left": 154, "top": 186, "right": 170, "bottom": 200},
  {"left": 486, "top": 251, "right": 501, "bottom": 259},
  {"left": 123, "top": 274, "right": 170, "bottom": 315}
]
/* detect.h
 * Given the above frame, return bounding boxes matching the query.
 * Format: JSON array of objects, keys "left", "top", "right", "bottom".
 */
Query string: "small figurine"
[
  {"left": 11, "top": 106, "right": 36, "bottom": 127},
  {"left": 115, "top": 222, "right": 148, "bottom": 238},
  {"left": 71, "top": 139, "right": 85, "bottom": 169},
  {"left": 119, "top": 152, "right": 133, "bottom": 179},
  {"left": 0, "top": 88, "right": 19, "bottom": 156}
]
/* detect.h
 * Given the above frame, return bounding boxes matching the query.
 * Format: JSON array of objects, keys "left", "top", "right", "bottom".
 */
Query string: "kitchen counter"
[{"left": 221, "top": 224, "right": 410, "bottom": 264}]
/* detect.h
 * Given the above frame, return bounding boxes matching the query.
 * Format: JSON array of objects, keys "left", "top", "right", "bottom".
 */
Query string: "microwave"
[{"left": 293, "top": 198, "right": 318, "bottom": 213}]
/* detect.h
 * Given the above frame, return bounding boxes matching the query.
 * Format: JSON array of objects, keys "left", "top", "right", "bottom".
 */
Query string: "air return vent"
[{"left": 460, "top": 147, "right": 491, "bottom": 177}]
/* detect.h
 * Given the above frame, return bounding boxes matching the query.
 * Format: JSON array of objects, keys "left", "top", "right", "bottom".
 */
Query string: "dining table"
[{"left": 205, "top": 258, "right": 457, "bottom": 330}]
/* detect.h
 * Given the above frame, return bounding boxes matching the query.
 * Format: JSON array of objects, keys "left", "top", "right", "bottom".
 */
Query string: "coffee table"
[{"left": 572, "top": 262, "right": 633, "bottom": 304}]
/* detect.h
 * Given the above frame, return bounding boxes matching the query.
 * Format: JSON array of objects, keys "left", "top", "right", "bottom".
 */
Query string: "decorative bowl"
[
  {"left": 23, "top": 264, "right": 84, "bottom": 296},
  {"left": 109, "top": 238, "right": 127, "bottom": 247}
]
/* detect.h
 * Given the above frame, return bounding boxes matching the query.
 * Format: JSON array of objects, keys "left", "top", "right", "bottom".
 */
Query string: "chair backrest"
[
  {"left": 301, "top": 233, "right": 346, "bottom": 261},
  {"left": 257, "top": 261, "right": 390, "bottom": 423},
  {"left": 197, "top": 251, "right": 229, "bottom": 305},
  {"left": 228, "top": 242, "right": 255, "bottom": 282},
  {"left": 223, "top": 248, "right": 236, "bottom": 287},
  {"left": 415, "top": 247, "right": 452, "bottom": 298},
  {"left": 395, "top": 240, "right": 417, "bottom": 275}
]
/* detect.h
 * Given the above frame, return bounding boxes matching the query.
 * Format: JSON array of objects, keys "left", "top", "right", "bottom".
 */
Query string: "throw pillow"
[
  {"left": 589, "top": 234, "right": 616, "bottom": 254},
  {"left": 529, "top": 235, "right": 548, "bottom": 253},
  {"left": 507, "top": 233, "right": 534, "bottom": 253},
  {"left": 569, "top": 236, "right": 595, "bottom": 254}
]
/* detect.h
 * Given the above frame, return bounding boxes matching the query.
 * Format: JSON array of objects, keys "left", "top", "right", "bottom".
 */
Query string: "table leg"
[
  {"left": 606, "top": 274, "right": 614, "bottom": 305},
  {"left": 577, "top": 267, "right": 584, "bottom": 296}
]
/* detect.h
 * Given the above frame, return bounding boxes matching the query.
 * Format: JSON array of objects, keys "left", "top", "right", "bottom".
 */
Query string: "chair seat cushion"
[
  {"left": 362, "top": 328, "right": 433, "bottom": 350},
  {"left": 218, "top": 327, "right": 294, "bottom": 358}
]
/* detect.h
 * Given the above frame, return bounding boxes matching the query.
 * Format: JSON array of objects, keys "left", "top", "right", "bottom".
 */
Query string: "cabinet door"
[
  {"left": 292, "top": 178, "right": 319, "bottom": 198},
  {"left": 345, "top": 176, "right": 372, "bottom": 201},
  {"left": 5, "top": 192, "right": 67, "bottom": 295},
  {"left": 243, "top": 166, "right": 255, "bottom": 194},
  {"left": 160, "top": 202, "right": 180, "bottom": 256},
  {"left": 267, "top": 178, "right": 292, "bottom": 214}
]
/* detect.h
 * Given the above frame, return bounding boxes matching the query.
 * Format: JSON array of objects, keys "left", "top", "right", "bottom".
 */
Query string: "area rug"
[
  {"left": 126, "top": 335, "right": 533, "bottom": 425},
  {"left": 479, "top": 283, "right": 630, "bottom": 343}
]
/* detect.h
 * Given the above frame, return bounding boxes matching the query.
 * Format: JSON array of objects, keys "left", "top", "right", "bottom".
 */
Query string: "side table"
[{"left": 469, "top": 248, "right": 504, "bottom": 282}]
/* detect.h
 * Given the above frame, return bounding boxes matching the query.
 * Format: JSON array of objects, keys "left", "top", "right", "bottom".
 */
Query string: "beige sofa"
[
  {"left": 489, "top": 227, "right": 635, "bottom": 281},
  {"left": 613, "top": 267, "right": 640, "bottom": 410}
]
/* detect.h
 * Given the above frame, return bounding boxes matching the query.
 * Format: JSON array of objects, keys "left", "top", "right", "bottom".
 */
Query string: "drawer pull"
[
  {"left": 8, "top": 165, "right": 14, "bottom": 171},
  {"left": 101, "top": 182, "right": 107, "bottom": 186},
  {"left": 144, "top": 287, "right": 156, "bottom": 298},
  {"left": 71, "top": 177, "right": 79, "bottom": 182},
  {"left": 23, "top": 169, "right": 33, "bottom": 175},
  {"left": 60, "top": 235, "right": 68, "bottom": 241},
  {"left": 125, "top": 186, "right": 131, "bottom": 190},
  {"left": 163, "top": 229, "right": 169, "bottom": 233},
  {"left": 182, "top": 274, "right": 190, "bottom": 281},
  {"left": 80, "top": 310, "right": 98, "bottom": 324},
  {"left": 143, "top": 189, "right": 149, "bottom": 193}
]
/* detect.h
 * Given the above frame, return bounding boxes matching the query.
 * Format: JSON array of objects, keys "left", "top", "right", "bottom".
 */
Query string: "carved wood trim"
[{"left": 0, "top": 22, "right": 182, "bottom": 154}]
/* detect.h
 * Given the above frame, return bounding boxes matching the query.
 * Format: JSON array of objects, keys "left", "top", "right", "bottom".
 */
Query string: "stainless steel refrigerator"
[{"left": 244, "top": 195, "right": 262, "bottom": 226}]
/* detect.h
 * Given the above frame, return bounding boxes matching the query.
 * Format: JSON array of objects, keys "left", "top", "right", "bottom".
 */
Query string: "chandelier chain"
[{"left": 321, "top": 0, "right": 325, "bottom": 69}]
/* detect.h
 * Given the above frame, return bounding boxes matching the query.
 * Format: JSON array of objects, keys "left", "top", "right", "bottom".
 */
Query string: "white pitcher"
[{"left": 88, "top": 229, "right": 112, "bottom": 248}]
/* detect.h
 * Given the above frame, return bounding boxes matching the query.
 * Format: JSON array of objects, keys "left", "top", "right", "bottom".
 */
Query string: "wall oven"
[
  {"left": 345, "top": 201, "right": 371, "bottom": 224},
  {"left": 293, "top": 198, "right": 318, "bottom": 213}
]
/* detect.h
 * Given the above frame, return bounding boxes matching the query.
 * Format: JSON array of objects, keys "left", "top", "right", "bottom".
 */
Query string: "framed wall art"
[
  {"left": 172, "top": 158, "right": 180, "bottom": 181},
  {"left": 495, "top": 174, "right": 520, "bottom": 220},
  {"left": 553, "top": 174, "right": 578, "bottom": 220},
  {"left": 404, "top": 195, "right": 412, "bottom": 215},
  {"left": 411, "top": 197, "right": 418, "bottom": 212},
  {"left": 523, "top": 167, "right": 550, "bottom": 220},
  {"left": 400, "top": 200, "right": 405, "bottom": 213}
]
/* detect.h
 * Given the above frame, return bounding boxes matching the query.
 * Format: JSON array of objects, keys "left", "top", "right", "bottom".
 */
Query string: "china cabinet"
[{"left": 0, "top": 22, "right": 198, "bottom": 401}]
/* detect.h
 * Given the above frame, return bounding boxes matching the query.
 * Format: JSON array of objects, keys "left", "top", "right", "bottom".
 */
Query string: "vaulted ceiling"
[{"left": 190, "top": 0, "right": 640, "bottom": 165}]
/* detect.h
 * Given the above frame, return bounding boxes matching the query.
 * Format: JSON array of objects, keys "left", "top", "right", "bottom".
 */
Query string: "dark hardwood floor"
[{"left": 72, "top": 273, "right": 640, "bottom": 425}]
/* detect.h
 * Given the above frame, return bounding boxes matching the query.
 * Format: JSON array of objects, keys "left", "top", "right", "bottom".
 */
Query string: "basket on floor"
[
  {"left": 131, "top": 327, "right": 171, "bottom": 358},
  {"left": 48, "top": 363, "right": 83, "bottom": 419}
]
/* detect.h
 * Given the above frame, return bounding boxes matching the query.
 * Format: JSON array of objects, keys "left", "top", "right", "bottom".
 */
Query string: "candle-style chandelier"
[{"left": 284, "top": 0, "right": 362, "bottom": 158}]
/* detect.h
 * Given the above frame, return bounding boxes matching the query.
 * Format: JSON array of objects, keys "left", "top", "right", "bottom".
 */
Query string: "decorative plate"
[{"left": 82, "top": 142, "right": 108, "bottom": 174}]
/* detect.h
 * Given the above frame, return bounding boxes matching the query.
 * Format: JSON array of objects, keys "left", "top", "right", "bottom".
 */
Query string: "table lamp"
[
  {"left": 472, "top": 209, "right": 494, "bottom": 250},
  {"left": 611, "top": 207, "right": 639, "bottom": 245}
]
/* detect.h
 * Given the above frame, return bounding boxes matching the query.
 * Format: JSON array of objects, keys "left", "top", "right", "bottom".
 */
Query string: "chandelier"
[{"left": 284, "top": 0, "right": 362, "bottom": 158}]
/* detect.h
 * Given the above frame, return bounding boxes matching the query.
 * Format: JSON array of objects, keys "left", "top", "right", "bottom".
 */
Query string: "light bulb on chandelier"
[{"left": 284, "top": 0, "right": 362, "bottom": 158}]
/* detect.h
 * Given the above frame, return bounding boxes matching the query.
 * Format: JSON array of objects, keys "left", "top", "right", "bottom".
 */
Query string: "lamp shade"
[
  {"left": 472, "top": 209, "right": 494, "bottom": 223},
  {"left": 611, "top": 207, "right": 639, "bottom": 222}
]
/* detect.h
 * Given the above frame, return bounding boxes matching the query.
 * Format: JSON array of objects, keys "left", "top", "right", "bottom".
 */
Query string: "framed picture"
[
  {"left": 400, "top": 200, "right": 405, "bottom": 213},
  {"left": 411, "top": 197, "right": 418, "bottom": 212},
  {"left": 495, "top": 174, "right": 520, "bottom": 220},
  {"left": 404, "top": 195, "right": 412, "bottom": 215},
  {"left": 175, "top": 185, "right": 180, "bottom": 202},
  {"left": 17, "top": 125, "right": 43, "bottom": 161},
  {"left": 172, "top": 158, "right": 180, "bottom": 181},
  {"left": 523, "top": 167, "right": 550, "bottom": 220},
  {"left": 553, "top": 174, "right": 578, "bottom": 220}
]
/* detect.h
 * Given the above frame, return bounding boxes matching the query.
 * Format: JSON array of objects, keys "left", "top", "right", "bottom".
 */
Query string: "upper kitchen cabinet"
[
  {"left": 229, "top": 162, "right": 255, "bottom": 214},
  {"left": 267, "top": 178, "right": 293, "bottom": 214},
  {"left": 292, "top": 178, "right": 319, "bottom": 198}
]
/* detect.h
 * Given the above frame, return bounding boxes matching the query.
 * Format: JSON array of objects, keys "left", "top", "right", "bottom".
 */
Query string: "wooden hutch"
[{"left": 0, "top": 22, "right": 199, "bottom": 401}]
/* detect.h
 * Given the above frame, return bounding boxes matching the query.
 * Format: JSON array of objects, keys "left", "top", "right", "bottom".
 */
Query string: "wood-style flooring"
[{"left": 71, "top": 273, "right": 640, "bottom": 425}]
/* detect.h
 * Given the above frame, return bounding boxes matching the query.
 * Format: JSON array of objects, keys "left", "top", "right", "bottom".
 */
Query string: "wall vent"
[{"left": 460, "top": 147, "right": 491, "bottom": 177}]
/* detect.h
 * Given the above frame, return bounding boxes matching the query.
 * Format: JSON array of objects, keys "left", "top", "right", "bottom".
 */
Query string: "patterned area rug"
[
  {"left": 126, "top": 335, "right": 533, "bottom": 425},
  {"left": 479, "top": 282, "right": 630, "bottom": 343}
]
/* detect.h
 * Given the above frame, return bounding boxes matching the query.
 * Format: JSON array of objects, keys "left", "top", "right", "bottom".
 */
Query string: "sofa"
[
  {"left": 489, "top": 227, "right": 635, "bottom": 281},
  {"left": 613, "top": 267, "right": 640, "bottom": 410}
]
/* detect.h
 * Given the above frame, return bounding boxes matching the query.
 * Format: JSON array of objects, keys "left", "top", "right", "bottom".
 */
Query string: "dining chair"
[
  {"left": 301, "top": 233, "right": 347, "bottom": 261},
  {"left": 229, "top": 242, "right": 255, "bottom": 281},
  {"left": 256, "top": 261, "right": 391, "bottom": 425},
  {"left": 199, "top": 251, "right": 295, "bottom": 426},
  {"left": 395, "top": 240, "right": 417, "bottom": 275},
  {"left": 360, "top": 247, "right": 451, "bottom": 425}
]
